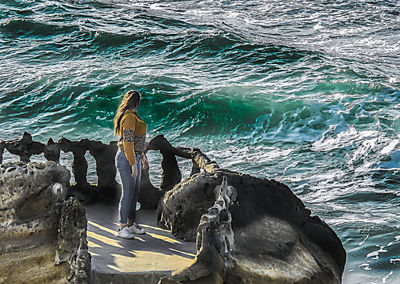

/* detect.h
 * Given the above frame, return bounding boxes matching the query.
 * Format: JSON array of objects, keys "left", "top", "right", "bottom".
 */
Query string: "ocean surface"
[{"left": 1, "top": 0, "right": 399, "bottom": 282}]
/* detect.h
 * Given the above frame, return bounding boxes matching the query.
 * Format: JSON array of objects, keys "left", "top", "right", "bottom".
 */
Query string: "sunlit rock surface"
[{"left": 0, "top": 161, "right": 90, "bottom": 283}]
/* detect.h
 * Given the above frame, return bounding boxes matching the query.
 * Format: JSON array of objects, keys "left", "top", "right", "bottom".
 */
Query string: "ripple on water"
[{"left": 1, "top": 1, "right": 400, "bottom": 283}]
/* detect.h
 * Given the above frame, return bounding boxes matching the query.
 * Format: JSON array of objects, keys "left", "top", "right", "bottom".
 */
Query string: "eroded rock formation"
[
  {"left": 56, "top": 198, "right": 91, "bottom": 283},
  {"left": 87, "top": 140, "right": 119, "bottom": 202},
  {"left": 0, "top": 161, "right": 90, "bottom": 283},
  {"left": 160, "top": 176, "right": 236, "bottom": 284},
  {"left": 58, "top": 137, "right": 90, "bottom": 189},
  {"left": 0, "top": 133, "right": 346, "bottom": 283},
  {"left": 0, "top": 133, "right": 200, "bottom": 208},
  {"left": 44, "top": 138, "right": 61, "bottom": 163},
  {"left": 4, "top": 132, "right": 44, "bottom": 163},
  {"left": 0, "top": 141, "right": 4, "bottom": 164},
  {"left": 158, "top": 166, "right": 345, "bottom": 283},
  {"left": 158, "top": 173, "right": 220, "bottom": 241},
  {"left": 147, "top": 135, "right": 193, "bottom": 193}
]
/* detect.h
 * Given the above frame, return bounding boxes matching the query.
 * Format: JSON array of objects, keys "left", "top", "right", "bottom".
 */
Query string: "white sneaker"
[
  {"left": 128, "top": 223, "right": 146, "bottom": 235},
  {"left": 117, "top": 227, "right": 135, "bottom": 239}
]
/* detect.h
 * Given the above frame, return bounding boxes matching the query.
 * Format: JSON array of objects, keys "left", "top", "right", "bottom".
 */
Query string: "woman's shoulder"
[
  {"left": 122, "top": 110, "right": 137, "bottom": 119},
  {"left": 121, "top": 111, "right": 137, "bottom": 125}
]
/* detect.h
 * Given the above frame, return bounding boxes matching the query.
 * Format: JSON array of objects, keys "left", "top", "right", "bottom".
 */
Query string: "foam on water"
[{"left": 1, "top": 0, "right": 399, "bottom": 282}]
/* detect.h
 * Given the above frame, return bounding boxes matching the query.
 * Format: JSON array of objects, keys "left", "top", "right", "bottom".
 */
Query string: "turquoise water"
[{"left": 1, "top": 0, "right": 399, "bottom": 282}]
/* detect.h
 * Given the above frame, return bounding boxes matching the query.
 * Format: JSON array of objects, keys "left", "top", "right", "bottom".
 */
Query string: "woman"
[{"left": 114, "top": 90, "right": 149, "bottom": 239}]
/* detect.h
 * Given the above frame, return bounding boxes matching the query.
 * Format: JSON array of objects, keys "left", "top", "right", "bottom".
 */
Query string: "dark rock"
[
  {"left": 190, "top": 161, "right": 200, "bottom": 176},
  {"left": 56, "top": 197, "right": 91, "bottom": 283},
  {"left": 87, "top": 140, "right": 119, "bottom": 202},
  {"left": 147, "top": 135, "right": 183, "bottom": 192},
  {"left": 191, "top": 148, "right": 219, "bottom": 174},
  {"left": 4, "top": 132, "right": 44, "bottom": 162},
  {"left": 160, "top": 176, "right": 345, "bottom": 283},
  {"left": 0, "top": 141, "right": 4, "bottom": 164},
  {"left": 159, "top": 177, "right": 236, "bottom": 284},
  {"left": 0, "top": 133, "right": 346, "bottom": 283},
  {"left": 58, "top": 137, "right": 90, "bottom": 190},
  {"left": 44, "top": 138, "right": 61, "bottom": 163},
  {"left": 157, "top": 173, "right": 221, "bottom": 241},
  {"left": 158, "top": 171, "right": 345, "bottom": 283}
]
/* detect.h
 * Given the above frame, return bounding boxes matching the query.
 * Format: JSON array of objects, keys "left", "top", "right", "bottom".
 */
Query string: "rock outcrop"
[
  {"left": 87, "top": 140, "right": 119, "bottom": 199},
  {"left": 3, "top": 132, "right": 44, "bottom": 163},
  {"left": 58, "top": 138, "right": 91, "bottom": 191},
  {"left": 0, "top": 141, "right": 5, "bottom": 164},
  {"left": 0, "top": 133, "right": 346, "bottom": 283},
  {"left": 44, "top": 138, "right": 61, "bottom": 163},
  {"left": 0, "top": 161, "right": 91, "bottom": 283},
  {"left": 56, "top": 198, "right": 91, "bottom": 283},
  {"left": 158, "top": 171, "right": 345, "bottom": 283},
  {"left": 0, "top": 133, "right": 204, "bottom": 209},
  {"left": 158, "top": 173, "right": 220, "bottom": 241}
]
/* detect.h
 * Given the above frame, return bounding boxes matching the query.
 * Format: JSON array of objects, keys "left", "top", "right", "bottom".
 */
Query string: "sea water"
[{"left": 0, "top": 1, "right": 399, "bottom": 282}]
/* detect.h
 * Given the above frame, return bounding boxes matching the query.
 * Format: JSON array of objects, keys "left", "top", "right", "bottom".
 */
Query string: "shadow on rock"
[{"left": 158, "top": 171, "right": 346, "bottom": 284}]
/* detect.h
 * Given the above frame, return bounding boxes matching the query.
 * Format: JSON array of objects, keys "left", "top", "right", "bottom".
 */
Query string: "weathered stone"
[
  {"left": 0, "top": 133, "right": 346, "bottom": 283},
  {"left": 0, "top": 161, "right": 69, "bottom": 233},
  {"left": 190, "top": 148, "right": 220, "bottom": 174},
  {"left": 147, "top": 135, "right": 184, "bottom": 192},
  {"left": 159, "top": 177, "right": 235, "bottom": 284},
  {"left": 87, "top": 140, "right": 119, "bottom": 202},
  {"left": 4, "top": 132, "right": 44, "bottom": 162},
  {"left": 0, "top": 141, "right": 4, "bottom": 164},
  {"left": 158, "top": 172, "right": 345, "bottom": 283},
  {"left": 44, "top": 138, "right": 61, "bottom": 163},
  {"left": 58, "top": 137, "right": 96, "bottom": 204},
  {"left": 157, "top": 173, "right": 220, "bottom": 241},
  {"left": 56, "top": 198, "right": 91, "bottom": 283},
  {"left": 190, "top": 160, "right": 200, "bottom": 176},
  {"left": 0, "top": 161, "right": 90, "bottom": 283},
  {"left": 58, "top": 137, "right": 90, "bottom": 189}
]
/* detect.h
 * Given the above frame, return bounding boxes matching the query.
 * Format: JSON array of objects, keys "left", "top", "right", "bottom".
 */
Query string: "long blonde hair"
[{"left": 113, "top": 90, "right": 141, "bottom": 135}]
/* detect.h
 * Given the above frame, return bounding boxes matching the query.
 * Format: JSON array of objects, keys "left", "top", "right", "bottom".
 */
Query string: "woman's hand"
[
  {"left": 142, "top": 156, "right": 149, "bottom": 170},
  {"left": 131, "top": 164, "right": 138, "bottom": 177}
]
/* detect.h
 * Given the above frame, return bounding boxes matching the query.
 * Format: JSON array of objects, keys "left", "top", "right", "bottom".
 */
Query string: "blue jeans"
[{"left": 115, "top": 150, "right": 142, "bottom": 224}]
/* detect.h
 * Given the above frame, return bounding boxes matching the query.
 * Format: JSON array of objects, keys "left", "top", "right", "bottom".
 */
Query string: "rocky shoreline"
[
  {"left": 0, "top": 161, "right": 90, "bottom": 283},
  {"left": 0, "top": 133, "right": 345, "bottom": 283}
]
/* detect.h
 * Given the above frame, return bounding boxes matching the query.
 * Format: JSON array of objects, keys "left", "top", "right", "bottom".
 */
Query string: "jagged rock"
[
  {"left": 56, "top": 198, "right": 91, "bottom": 283},
  {"left": 0, "top": 161, "right": 90, "bottom": 283},
  {"left": 158, "top": 173, "right": 220, "bottom": 241},
  {"left": 87, "top": 140, "right": 119, "bottom": 202},
  {"left": 0, "top": 133, "right": 346, "bottom": 283},
  {"left": 0, "top": 141, "right": 4, "bottom": 164},
  {"left": 158, "top": 171, "right": 345, "bottom": 283},
  {"left": 0, "top": 133, "right": 198, "bottom": 208},
  {"left": 191, "top": 148, "right": 220, "bottom": 174},
  {"left": 44, "top": 138, "right": 61, "bottom": 163},
  {"left": 147, "top": 135, "right": 184, "bottom": 192},
  {"left": 58, "top": 137, "right": 98, "bottom": 204},
  {"left": 0, "top": 161, "right": 70, "bottom": 238},
  {"left": 4, "top": 132, "right": 44, "bottom": 162},
  {"left": 58, "top": 137, "right": 90, "bottom": 189},
  {"left": 159, "top": 176, "right": 235, "bottom": 284}
]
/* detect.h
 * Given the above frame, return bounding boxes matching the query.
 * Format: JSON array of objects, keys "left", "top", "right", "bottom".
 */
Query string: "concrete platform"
[{"left": 85, "top": 203, "right": 196, "bottom": 284}]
